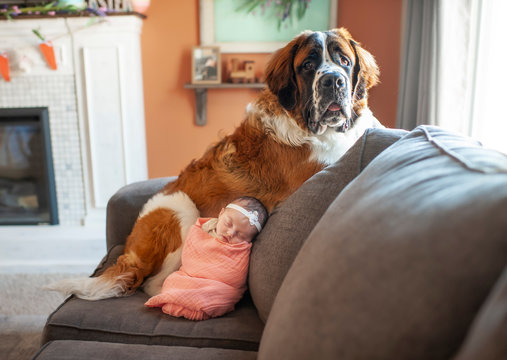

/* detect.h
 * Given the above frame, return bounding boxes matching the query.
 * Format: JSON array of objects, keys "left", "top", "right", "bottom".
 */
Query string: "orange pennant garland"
[
  {"left": 39, "top": 41, "right": 57, "bottom": 70},
  {"left": 0, "top": 52, "right": 11, "bottom": 82}
]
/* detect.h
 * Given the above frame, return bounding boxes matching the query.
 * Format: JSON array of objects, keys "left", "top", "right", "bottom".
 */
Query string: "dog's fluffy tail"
[
  {"left": 45, "top": 275, "right": 128, "bottom": 300},
  {"left": 45, "top": 252, "right": 145, "bottom": 300}
]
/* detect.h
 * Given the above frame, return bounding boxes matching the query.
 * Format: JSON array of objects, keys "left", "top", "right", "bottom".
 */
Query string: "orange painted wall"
[{"left": 141, "top": 0, "right": 402, "bottom": 178}]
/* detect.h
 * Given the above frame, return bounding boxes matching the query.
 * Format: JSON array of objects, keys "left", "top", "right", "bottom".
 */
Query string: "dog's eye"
[
  {"left": 303, "top": 61, "right": 315, "bottom": 71},
  {"left": 339, "top": 55, "right": 350, "bottom": 67}
]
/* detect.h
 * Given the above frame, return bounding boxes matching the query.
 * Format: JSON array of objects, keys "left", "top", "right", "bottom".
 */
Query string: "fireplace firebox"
[{"left": 0, "top": 107, "right": 58, "bottom": 225}]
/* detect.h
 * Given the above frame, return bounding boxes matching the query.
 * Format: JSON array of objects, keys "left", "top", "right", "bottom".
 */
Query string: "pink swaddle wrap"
[{"left": 144, "top": 218, "right": 252, "bottom": 320}]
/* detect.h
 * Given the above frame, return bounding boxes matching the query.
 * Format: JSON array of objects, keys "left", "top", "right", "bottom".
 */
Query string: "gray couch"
[{"left": 34, "top": 126, "right": 507, "bottom": 359}]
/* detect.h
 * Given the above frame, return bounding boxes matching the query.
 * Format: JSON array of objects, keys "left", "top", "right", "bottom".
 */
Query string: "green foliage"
[{"left": 237, "top": 0, "right": 311, "bottom": 30}]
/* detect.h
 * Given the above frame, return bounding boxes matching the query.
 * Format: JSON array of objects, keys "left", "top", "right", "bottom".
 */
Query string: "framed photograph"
[
  {"left": 191, "top": 46, "right": 221, "bottom": 84},
  {"left": 199, "top": 0, "right": 338, "bottom": 53}
]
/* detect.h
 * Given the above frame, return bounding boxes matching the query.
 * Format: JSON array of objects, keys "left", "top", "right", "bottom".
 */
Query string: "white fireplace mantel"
[{"left": 0, "top": 15, "right": 148, "bottom": 227}]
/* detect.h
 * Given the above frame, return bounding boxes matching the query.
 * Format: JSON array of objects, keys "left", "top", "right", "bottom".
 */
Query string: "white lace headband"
[{"left": 226, "top": 204, "right": 262, "bottom": 232}]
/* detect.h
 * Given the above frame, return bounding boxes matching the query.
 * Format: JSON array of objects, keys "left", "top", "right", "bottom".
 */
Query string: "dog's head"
[{"left": 265, "top": 28, "right": 379, "bottom": 135}]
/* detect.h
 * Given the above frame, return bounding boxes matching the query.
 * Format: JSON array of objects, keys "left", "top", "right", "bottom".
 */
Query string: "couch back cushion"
[
  {"left": 453, "top": 265, "right": 507, "bottom": 360},
  {"left": 248, "top": 128, "right": 407, "bottom": 322},
  {"left": 259, "top": 125, "right": 507, "bottom": 360}
]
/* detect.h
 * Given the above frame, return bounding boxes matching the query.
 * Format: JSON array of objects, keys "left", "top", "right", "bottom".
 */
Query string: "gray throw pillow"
[
  {"left": 249, "top": 128, "right": 407, "bottom": 322},
  {"left": 259, "top": 125, "right": 507, "bottom": 360}
]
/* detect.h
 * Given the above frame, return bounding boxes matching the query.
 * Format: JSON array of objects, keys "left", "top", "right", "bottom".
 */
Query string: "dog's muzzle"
[
  {"left": 320, "top": 72, "right": 346, "bottom": 91},
  {"left": 309, "top": 71, "right": 351, "bottom": 134}
]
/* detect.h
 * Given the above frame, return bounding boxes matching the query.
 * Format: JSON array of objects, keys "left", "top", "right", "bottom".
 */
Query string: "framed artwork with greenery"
[{"left": 200, "top": 0, "right": 338, "bottom": 53}]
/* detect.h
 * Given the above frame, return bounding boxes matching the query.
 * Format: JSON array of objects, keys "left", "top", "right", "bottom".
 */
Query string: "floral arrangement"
[
  {"left": 237, "top": 0, "right": 312, "bottom": 29},
  {"left": 0, "top": 0, "right": 140, "bottom": 20},
  {"left": 0, "top": 1, "right": 102, "bottom": 19}
]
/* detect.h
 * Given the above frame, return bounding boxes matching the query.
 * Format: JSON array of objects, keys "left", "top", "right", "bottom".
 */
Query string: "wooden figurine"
[{"left": 229, "top": 59, "right": 256, "bottom": 83}]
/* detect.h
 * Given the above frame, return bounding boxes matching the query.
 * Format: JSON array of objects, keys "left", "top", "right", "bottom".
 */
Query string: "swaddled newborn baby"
[{"left": 144, "top": 196, "right": 268, "bottom": 320}]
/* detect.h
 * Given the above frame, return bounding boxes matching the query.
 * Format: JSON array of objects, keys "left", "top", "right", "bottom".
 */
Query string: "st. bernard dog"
[{"left": 50, "top": 28, "right": 382, "bottom": 300}]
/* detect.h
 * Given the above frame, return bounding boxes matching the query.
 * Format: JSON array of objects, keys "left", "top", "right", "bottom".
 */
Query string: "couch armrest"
[{"left": 105, "top": 176, "right": 176, "bottom": 250}]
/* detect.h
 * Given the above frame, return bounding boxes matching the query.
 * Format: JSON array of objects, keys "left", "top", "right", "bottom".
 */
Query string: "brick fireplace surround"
[{"left": 0, "top": 15, "right": 147, "bottom": 271}]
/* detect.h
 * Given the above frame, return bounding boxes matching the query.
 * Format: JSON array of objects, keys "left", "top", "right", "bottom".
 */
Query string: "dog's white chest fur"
[
  {"left": 254, "top": 104, "right": 382, "bottom": 166},
  {"left": 309, "top": 108, "right": 383, "bottom": 165}
]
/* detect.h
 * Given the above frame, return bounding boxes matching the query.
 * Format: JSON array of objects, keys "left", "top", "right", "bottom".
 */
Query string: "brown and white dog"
[{"left": 49, "top": 28, "right": 382, "bottom": 300}]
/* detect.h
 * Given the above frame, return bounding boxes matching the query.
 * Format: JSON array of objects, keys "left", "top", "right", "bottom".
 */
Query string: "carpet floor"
[{"left": 0, "top": 273, "right": 88, "bottom": 360}]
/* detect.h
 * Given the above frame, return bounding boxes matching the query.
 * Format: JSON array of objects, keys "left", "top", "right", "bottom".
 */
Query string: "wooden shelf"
[{"left": 184, "top": 82, "right": 266, "bottom": 126}]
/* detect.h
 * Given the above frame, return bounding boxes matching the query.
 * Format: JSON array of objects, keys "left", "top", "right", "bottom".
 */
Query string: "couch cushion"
[
  {"left": 43, "top": 246, "right": 264, "bottom": 351},
  {"left": 34, "top": 340, "right": 257, "bottom": 360},
  {"left": 249, "top": 128, "right": 407, "bottom": 322},
  {"left": 454, "top": 265, "right": 507, "bottom": 360},
  {"left": 259, "top": 125, "right": 507, "bottom": 360}
]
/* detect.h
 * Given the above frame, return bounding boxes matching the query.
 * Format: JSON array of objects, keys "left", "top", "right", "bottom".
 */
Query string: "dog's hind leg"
[
  {"left": 45, "top": 191, "right": 199, "bottom": 300},
  {"left": 141, "top": 246, "right": 184, "bottom": 296},
  {"left": 140, "top": 191, "right": 201, "bottom": 296}
]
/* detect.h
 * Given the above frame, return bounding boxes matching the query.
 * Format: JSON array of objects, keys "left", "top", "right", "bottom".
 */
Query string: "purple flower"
[
  {"left": 48, "top": 11, "right": 56, "bottom": 15},
  {"left": 86, "top": 7, "right": 107, "bottom": 16},
  {"left": 282, "top": 3, "right": 290, "bottom": 20}
]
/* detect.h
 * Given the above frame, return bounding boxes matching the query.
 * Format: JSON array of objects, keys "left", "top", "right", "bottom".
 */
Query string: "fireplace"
[
  {"left": 0, "top": 15, "right": 147, "bottom": 228},
  {"left": 0, "top": 107, "right": 58, "bottom": 225}
]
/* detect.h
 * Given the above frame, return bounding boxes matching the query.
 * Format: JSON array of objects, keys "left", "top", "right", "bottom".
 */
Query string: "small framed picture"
[{"left": 191, "top": 46, "right": 221, "bottom": 84}]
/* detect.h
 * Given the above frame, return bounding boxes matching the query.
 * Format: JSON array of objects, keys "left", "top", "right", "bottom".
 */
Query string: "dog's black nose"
[{"left": 321, "top": 73, "right": 346, "bottom": 90}]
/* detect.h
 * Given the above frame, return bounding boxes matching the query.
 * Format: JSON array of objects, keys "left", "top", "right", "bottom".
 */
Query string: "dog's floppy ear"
[
  {"left": 265, "top": 40, "right": 300, "bottom": 111},
  {"left": 349, "top": 38, "right": 379, "bottom": 106}
]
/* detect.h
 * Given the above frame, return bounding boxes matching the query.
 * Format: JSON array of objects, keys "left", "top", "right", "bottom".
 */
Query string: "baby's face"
[{"left": 216, "top": 207, "right": 258, "bottom": 244}]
